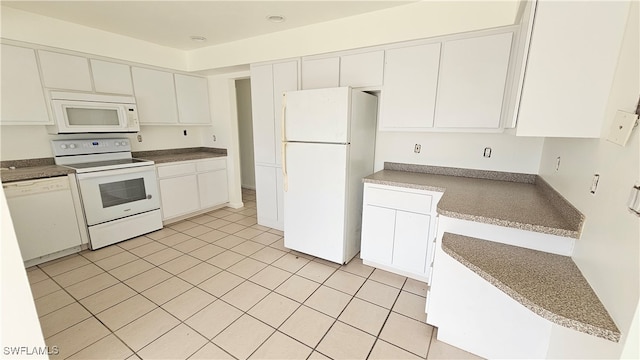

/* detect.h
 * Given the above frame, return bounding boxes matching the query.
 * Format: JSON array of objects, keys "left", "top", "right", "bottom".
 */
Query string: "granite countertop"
[
  {"left": 1, "top": 147, "right": 228, "bottom": 183},
  {"left": 0, "top": 158, "right": 74, "bottom": 183},
  {"left": 363, "top": 163, "right": 584, "bottom": 238},
  {"left": 442, "top": 232, "right": 620, "bottom": 342},
  {"left": 133, "top": 147, "right": 227, "bottom": 164}
]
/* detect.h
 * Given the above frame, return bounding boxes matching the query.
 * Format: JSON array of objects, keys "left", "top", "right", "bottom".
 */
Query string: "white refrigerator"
[{"left": 282, "top": 87, "right": 377, "bottom": 264}]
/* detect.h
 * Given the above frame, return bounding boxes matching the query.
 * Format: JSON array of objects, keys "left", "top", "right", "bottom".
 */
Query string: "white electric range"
[{"left": 52, "top": 138, "right": 162, "bottom": 250}]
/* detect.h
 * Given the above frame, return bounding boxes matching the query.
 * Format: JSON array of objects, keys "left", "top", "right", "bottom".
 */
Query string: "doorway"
[{"left": 235, "top": 78, "right": 256, "bottom": 190}]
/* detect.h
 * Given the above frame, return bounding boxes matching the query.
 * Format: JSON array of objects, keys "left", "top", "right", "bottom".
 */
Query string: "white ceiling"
[{"left": 2, "top": 1, "right": 415, "bottom": 50}]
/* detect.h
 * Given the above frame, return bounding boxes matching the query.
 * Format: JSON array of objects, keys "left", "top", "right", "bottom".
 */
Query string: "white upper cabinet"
[
  {"left": 250, "top": 61, "right": 298, "bottom": 165},
  {"left": 250, "top": 64, "right": 277, "bottom": 165},
  {"left": 516, "top": 1, "right": 630, "bottom": 137},
  {"left": 132, "top": 67, "right": 179, "bottom": 124},
  {"left": 175, "top": 74, "right": 211, "bottom": 124},
  {"left": 90, "top": 59, "right": 133, "bottom": 95},
  {"left": 434, "top": 32, "right": 513, "bottom": 129},
  {"left": 1, "top": 44, "right": 50, "bottom": 124},
  {"left": 38, "top": 50, "right": 92, "bottom": 91},
  {"left": 379, "top": 43, "right": 441, "bottom": 130},
  {"left": 340, "top": 50, "right": 385, "bottom": 88},
  {"left": 301, "top": 57, "right": 340, "bottom": 90}
]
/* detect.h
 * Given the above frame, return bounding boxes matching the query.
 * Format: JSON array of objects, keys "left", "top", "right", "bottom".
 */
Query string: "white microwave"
[{"left": 48, "top": 91, "right": 140, "bottom": 134}]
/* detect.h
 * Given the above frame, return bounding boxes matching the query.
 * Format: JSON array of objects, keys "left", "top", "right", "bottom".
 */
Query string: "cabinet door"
[
  {"left": 198, "top": 169, "right": 229, "bottom": 208},
  {"left": 132, "top": 67, "right": 179, "bottom": 124},
  {"left": 273, "top": 61, "right": 298, "bottom": 166},
  {"left": 254, "top": 165, "right": 279, "bottom": 228},
  {"left": 393, "top": 211, "right": 431, "bottom": 274},
  {"left": 302, "top": 57, "right": 339, "bottom": 90},
  {"left": 340, "top": 51, "right": 384, "bottom": 88},
  {"left": 361, "top": 205, "right": 396, "bottom": 264},
  {"left": 175, "top": 74, "right": 211, "bottom": 124},
  {"left": 1, "top": 45, "right": 50, "bottom": 124},
  {"left": 250, "top": 64, "right": 276, "bottom": 164},
  {"left": 38, "top": 50, "right": 92, "bottom": 91},
  {"left": 516, "top": 1, "right": 629, "bottom": 137},
  {"left": 379, "top": 43, "right": 441, "bottom": 130},
  {"left": 90, "top": 59, "right": 133, "bottom": 94},
  {"left": 435, "top": 32, "right": 513, "bottom": 129},
  {"left": 159, "top": 175, "right": 199, "bottom": 219}
]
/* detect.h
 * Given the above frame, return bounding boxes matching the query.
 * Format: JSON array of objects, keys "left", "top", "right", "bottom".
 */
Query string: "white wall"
[
  {"left": 0, "top": 187, "right": 48, "bottom": 359},
  {"left": 1, "top": 2, "right": 518, "bottom": 73},
  {"left": 0, "top": 6, "right": 186, "bottom": 71},
  {"left": 539, "top": 3, "right": 639, "bottom": 358},
  {"left": 0, "top": 125, "right": 207, "bottom": 161},
  {"left": 374, "top": 131, "right": 544, "bottom": 174},
  {"left": 201, "top": 71, "right": 251, "bottom": 208},
  {"left": 235, "top": 79, "right": 256, "bottom": 189},
  {"left": 187, "top": 1, "right": 519, "bottom": 71}
]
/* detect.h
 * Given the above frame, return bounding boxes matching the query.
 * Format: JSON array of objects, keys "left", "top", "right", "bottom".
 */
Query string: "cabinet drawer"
[
  {"left": 157, "top": 162, "right": 196, "bottom": 178},
  {"left": 366, "top": 186, "right": 432, "bottom": 214},
  {"left": 197, "top": 158, "right": 226, "bottom": 172}
]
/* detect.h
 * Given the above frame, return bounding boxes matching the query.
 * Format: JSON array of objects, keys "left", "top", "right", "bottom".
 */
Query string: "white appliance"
[
  {"left": 52, "top": 138, "right": 162, "bottom": 250},
  {"left": 3, "top": 176, "right": 84, "bottom": 266},
  {"left": 48, "top": 91, "right": 140, "bottom": 134},
  {"left": 282, "top": 87, "right": 377, "bottom": 264}
]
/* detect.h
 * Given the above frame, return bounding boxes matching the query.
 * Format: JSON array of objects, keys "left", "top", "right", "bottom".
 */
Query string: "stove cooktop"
[{"left": 63, "top": 158, "right": 154, "bottom": 173}]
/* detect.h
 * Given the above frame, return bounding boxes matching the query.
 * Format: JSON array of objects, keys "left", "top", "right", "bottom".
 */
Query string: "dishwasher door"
[{"left": 3, "top": 176, "right": 83, "bottom": 263}]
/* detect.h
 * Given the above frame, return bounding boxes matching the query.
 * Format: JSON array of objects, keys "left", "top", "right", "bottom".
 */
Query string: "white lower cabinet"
[
  {"left": 157, "top": 158, "right": 228, "bottom": 221},
  {"left": 254, "top": 164, "right": 284, "bottom": 230},
  {"left": 361, "top": 183, "right": 442, "bottom": 281}
]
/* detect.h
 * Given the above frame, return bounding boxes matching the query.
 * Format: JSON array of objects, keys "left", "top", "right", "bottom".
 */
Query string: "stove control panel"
[{"left": 51, "top": 138, "right": 132, "bottom": 156}]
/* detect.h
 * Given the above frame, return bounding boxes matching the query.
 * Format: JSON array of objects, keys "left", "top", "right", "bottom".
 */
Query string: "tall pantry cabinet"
[{"left": 250, "top": 60, "right": 299, "bottom": 230}]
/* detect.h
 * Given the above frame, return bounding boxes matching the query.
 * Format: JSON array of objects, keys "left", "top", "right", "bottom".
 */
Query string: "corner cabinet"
[
  {"left": 515, "top": 1, "right": 630, "bottom": 137},
  {"left": 361, "top": 183, "right": 443, "bottom": 282},
  {"left": 250, "top": 60, "right": 299, "bottom": 230},
  {"left": 434, "top": 32, "right": 513, "bottom": 129},
  {"left": 156, "top": 158, "right": 228, "bottom": 222}
]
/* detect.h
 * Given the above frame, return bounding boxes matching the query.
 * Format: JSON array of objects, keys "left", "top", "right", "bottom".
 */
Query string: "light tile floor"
[{"left": 28, "top": 188, "right": 482, "bottom": 360}]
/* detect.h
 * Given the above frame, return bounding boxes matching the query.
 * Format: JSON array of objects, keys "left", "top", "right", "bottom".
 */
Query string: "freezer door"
[
  {"left": 283, "top": 142, "right": 348, "bottom": 263},
  {"left": 284, "top": 87, "right": 351, "bottom": 144}
]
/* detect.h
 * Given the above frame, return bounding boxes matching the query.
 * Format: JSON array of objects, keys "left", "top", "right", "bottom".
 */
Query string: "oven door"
[{"left": 77, "top": 166, "right": 160, "bottom": 226}]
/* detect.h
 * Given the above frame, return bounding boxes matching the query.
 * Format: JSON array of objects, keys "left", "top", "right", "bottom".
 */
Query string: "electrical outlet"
[
  {"left": 555, "top": 157, "right": 561, "bottom": 171},
  {"left": 137, "top": 134, "right": 143, "bottom": 142},
  {"left": 483, "top": 147, "right": 492, "bottom": 158},
  {"left": 414, "top": 144, "right": 421, "bottom": 154}
]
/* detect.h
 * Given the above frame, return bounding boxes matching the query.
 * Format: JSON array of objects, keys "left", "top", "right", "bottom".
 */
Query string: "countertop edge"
[{"left": 442, "top": 233, "right": 620, "bottom": 343}]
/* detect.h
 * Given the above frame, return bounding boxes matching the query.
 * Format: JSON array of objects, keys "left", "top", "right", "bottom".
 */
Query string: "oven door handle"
[{"left": 75, "top": 165, "right": 156, "bottom": 180}]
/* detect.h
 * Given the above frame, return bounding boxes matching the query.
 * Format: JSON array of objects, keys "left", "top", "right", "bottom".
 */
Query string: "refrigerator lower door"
[{"left": 283, "top": 142, "right": 348, "bottom": 263}]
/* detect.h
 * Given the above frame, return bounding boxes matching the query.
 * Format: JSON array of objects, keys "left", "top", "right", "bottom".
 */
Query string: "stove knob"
[
  {"left": 60, "top": 144, "right": 68, "bottom": 149},
  {"left": 114, "top": 141, "right": 120, "bottom": 146},
  {"left": 69, "top": 144, "right": 77, "bottom": 149}
]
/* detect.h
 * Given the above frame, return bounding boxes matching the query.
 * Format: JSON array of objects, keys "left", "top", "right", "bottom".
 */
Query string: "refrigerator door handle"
[
  {"left": 282, "top": 142, "right": 288, "bottom": 192},
  {"left": 281, "top": 93, "right": 288, "bottom": 192},
  {"left": 281, "top": 93, "right": 287, "bottom": 143}
]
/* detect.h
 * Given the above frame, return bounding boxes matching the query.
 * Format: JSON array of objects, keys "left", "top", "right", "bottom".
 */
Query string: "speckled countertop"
[
  {"left": 133, "top": 147, "right": 227, "bottom": 164},
  {"left": 0, "top": 158, "right": 74, "bottom": 183},
  {"left": 442, "top": 232, "right": 620, "bottom": 342},
  {"left": 0, "top": 148, "right": 227, "bottom": 183},
  {"left": 363, "top": 163, "right": 584, "bottom": 238}
]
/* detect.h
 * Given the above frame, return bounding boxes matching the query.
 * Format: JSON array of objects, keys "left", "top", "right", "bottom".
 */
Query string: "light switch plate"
[{"left": 607, "top": 110, "right": 638, "bottom": 146}]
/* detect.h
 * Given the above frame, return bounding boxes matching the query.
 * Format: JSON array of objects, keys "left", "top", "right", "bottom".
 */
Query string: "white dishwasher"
[{"left": 3, "top": 176, "right": 84, "bottom": 266}]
